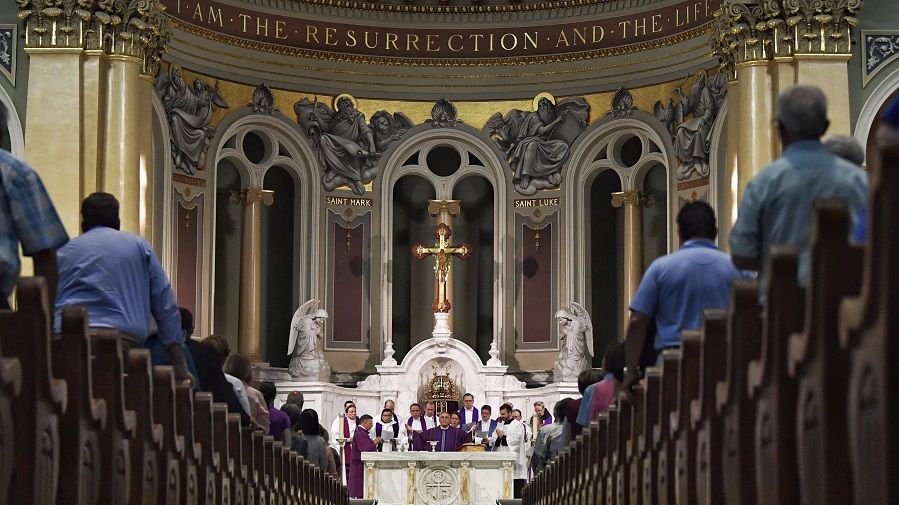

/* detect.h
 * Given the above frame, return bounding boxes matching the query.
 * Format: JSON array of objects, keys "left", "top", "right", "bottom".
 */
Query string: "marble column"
[
  {"left": 23, "top": 48, "right": 85, "bottom": 236},
  {"left": 81, "top": 50, "right": 107, "bottom": 201},
  {"left": 719, "top": 78, "right": 740, "bottom": 251},
  {"left": 102, "top": 54, "right": 143, "bottom": 234},
  {"left": 611, "top": 190, "right": 645, "bottom": 335},
  {"left": 233, "top": 188, "right": 274, "bottom": 360},
  {"left": 734, "top": 60, "right": 775, "bottom": 198},
  {"left": 137, "top": 74, "right": 156, "bottom": 241}
]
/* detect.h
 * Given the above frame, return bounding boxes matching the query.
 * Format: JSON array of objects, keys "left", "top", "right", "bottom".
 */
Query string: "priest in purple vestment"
[
  {"left": 348, "top": 415, "right": 382, "bottom": 498},
  {"left": 413, "top": 412, "right": 472, "bottom": 452}
]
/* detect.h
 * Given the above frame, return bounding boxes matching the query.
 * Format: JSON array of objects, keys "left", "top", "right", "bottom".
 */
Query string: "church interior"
[{"left": 1, "top": 0, "right": 897, "bottom": 503}]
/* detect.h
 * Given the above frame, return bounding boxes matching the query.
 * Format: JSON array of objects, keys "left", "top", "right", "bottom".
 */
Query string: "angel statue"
[
  {"left": 654, "top": 71, "right": 727, "bottom": 181},
  {"left": 294, "top": 95, "right": 414, "bottom": 195},
  {"left": 370, "top": 110, "right": 414, "bottom": 152},
  {"left": 552, "top": 302, "right": 594, "bottom": 382},
  {"left": 484, "top": 94, "right": 589, "bottom": 196},
  {"left": 154, "top": 65, "right": 229, "bottom": 175},
  {"left": 287, "top": 299, "right": 332, "bottom": 381}
]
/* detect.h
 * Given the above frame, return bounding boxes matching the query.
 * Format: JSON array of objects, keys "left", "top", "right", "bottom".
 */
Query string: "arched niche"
[
  {"left": 563, "top": 112, "right": 676, "bottom": 349},
  {"left": 0, "top": 86, "right": 24, "bottom": 157},
  {"left": 855, "top": 65, "right": 899, "bottom": 164},
  {"left": 207, "top": 111, "right": 320, "bottom": 358},
  {"left": 376, "top": 125, "right": 510, "bottom": 364}
]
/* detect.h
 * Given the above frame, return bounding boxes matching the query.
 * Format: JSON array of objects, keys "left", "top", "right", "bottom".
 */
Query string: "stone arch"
[
  {"left": 562, "top": 111, "right": 676, "bottom": 306},
  {"left": 855, "top": 65, "right": 899, "bottom": 163},
  {"left": 207, "top": 110, "right": 322, "bottom": 320},
  {"left": 375, "top": 124, "right": 511, "bottom": 358},
  {"left": 0, "top": 86, "right": 24, "bottom": 158}
]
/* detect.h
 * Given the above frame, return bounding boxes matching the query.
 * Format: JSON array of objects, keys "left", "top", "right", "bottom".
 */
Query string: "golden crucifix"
[{"left": 412, "top": 218, "right": 472, "bottom": 313}]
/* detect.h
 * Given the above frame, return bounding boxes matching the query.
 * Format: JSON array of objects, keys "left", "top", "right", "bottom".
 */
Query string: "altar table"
[{"left": 360, "top": 451, "right": 517, "bottom": 505}]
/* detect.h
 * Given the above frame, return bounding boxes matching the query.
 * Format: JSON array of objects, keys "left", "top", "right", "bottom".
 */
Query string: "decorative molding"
[
  {"left": 426, "top": 98, "right": 461, "bottom": 128},
  {"left": 249, "top": 83, "right": 278, "bottom": 114},
  {"left": 863, "top": 31, "right": 899, "bottom": 86},
  {"left": 782, "top": 0, "right": 860, "bottom": 56},
  {"left": 0, "top": 25, "right": 16, "bottom": 87},
  {"left": 606, "top": 87, "right": 637, "bottom": 118}
]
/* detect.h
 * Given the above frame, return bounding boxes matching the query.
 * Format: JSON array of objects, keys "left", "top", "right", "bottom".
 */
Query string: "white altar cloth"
[{"left": 360, "top": 452, "right": 517, "bottom": 505}]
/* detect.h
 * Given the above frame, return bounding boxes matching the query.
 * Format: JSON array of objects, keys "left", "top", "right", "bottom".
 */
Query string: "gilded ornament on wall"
[
  {"left": 294, "top": 94, "right": 414, "bottom": 195},
  {"left": 484, "top": 93, "right": 589, "bottom": 196}
]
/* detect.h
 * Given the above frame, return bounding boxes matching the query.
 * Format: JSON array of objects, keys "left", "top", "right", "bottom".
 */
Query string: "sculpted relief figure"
[
  {"left": 552, "top": 302, "right": 594, "bottom": 382},
  {"left": 654, "top": 71, "right": 727, "bottom": 181},
  {"left": 155, "top": 65, "right": 229, "bottom": 175},
  {"left": 484, "top": 95, "right": 589, "bottom": 196},
  {"left": 370, "top": 110, "right": 414, "bottom": 152},
  {"left": 287, "top": 299, "right": 331, "bottom": 381},
  {"left": 295, "top": 95, "right": 413, "bottom": 195}
]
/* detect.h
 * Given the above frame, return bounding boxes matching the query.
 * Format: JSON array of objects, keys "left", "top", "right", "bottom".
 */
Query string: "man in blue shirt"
[
  {"left": 0, "top": 150, "right": 68, "bottom": 308},
  {"left": 56, "top": 192, "right": 191, "bottom": 382},
  {"left": 730, "top": 85, "right": 867, "bottom": 302},
  {"left": 621, "top": 201, "right": 742, "bottom": 393}
]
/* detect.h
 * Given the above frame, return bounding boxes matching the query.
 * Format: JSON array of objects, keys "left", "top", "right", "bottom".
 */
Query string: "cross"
[{"left": 412, "top": 223, "right": 471, "bottom": 313}]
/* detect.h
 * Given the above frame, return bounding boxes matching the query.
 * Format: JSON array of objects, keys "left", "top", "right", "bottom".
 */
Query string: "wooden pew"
[
  {"left": 92, "top": 332, "right": 137, "bottom": 504},
  {"left": 211, "top": 406, "right": 232, "bottom": 505},
  {"left": 716, "top": 279, "right": 761, "bottom": 505},
  {"left": 228, "top": 415, "right": 246, "bottom": 505},
  {"left": 0, "top": 287, "right": 20, "bottom": 503},
  {"left": 193, "top": 393, "right": 219, "bottom": 504},
  {"left": 153, "top": 366, "right": 185, "bottom": 505},
  {"left": 0, "top": 278, "right": 66, "bottom": 505},
  {"left": 242, "top": 427, "right": 256, "bottom": 505},
  {"left": 175, "top": 383, "right": 201, "bottom": 505},
  {"left": 748, "top": 248, "right": 805, "bottom": 505},
  {"left": 691, "top": 310, "right": 728, "bottom": 505},
  {"left": 670, "top": 332, "right": 700, "bottom": 505},
  {"left": 653, "top": 349, "right": 679, "bottom": 505},
  {"left": 626, "top": 384, "right": 644, "bottom": 505},
  {"left": 55, "top": 306, "right": 106, "bottom": 505},
  {"left": 788, "top": 200, "right": 863, "bottom": 505},
  {"left": 125, "top": 349, "right": 164, "bottom": 505},
  {"left": 839, "top": 141, "right": 899, "bottom": 505},
  {"left": 586, "top": 420, "right": 603, "bottom": 505},
  {"left": 615, "top": 394, "right": 632, "bottom": 505},
  {"left": 604, "top": 403, "right": 619, "bottom": 505},
  {"left": 639, "top": 367, "right": 661, "bottom": 505}
]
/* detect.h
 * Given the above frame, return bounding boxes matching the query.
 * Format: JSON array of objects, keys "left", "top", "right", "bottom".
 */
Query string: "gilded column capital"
[
  {"left": 230, "top": 188, "right": 275, "bottom": 206},
  {"left": 782, "top": 0, "right": 862, "bottom": 56},
  {"left": 427, "top": 199, "right": 462, "bottom": 218},
  {"left": 17, "top": 0, "right": 93, "bottom": 49},
  {"left": 610, "top": 190, "right": 655, "bottom": 209}
]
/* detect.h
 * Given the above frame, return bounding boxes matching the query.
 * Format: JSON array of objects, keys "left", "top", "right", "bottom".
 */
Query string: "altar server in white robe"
[
  {"left": 330, "top": 403, "right": 358, "bottom": 469},
  {"left": 371, "top": 408, "right": 407, "bottom": 452},
  {"left": 493, "top": 403, "right": 528, "bottom": 498},
  {"left": 459, "top": 393, "right": 479, "bottom": 426}
]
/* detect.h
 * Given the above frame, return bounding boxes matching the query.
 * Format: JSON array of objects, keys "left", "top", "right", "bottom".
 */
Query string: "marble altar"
[{"left": 360, "top": 452, "right": 517, "bottom": 505}]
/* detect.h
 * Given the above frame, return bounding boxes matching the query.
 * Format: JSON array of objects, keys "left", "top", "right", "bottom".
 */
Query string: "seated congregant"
[
  {"left": 531, "top": 398, "right": 572, "bottom": 473},
  {"left": 413, "top": 411, "right": 472, "bottom": 451},
  {"left": 622, "top": 201, "right": 744, "bottom": 395},
  {"left": 260, "top": 381, "right": 292, "bottom": 442},
  {"left": 225, "top": 353, "right": 270, "bottom": 433},
  {"left": 587, "top": 343, "right": 625, "bottom": 421}
]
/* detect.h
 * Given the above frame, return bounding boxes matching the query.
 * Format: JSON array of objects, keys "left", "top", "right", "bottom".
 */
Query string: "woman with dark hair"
[
  {"left": 224, "top": 353, "right": 270, "bottom": 433},
  {"left": 291, "top": 409, "right": 329, "bottom": 473}
]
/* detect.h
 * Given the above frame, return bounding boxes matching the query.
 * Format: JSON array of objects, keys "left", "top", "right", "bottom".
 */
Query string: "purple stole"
[
  {"left": 406, "top": 416, "right": 427, "bottom": 450},
  {"left": 375, "top": 422, "right": 400, "bottom": 451},
  {"left": 460, "top": 407, "right": 478, "bottom": 426},
  {"left": 343, "top": 416, "right": 352, "bottom": 466}
]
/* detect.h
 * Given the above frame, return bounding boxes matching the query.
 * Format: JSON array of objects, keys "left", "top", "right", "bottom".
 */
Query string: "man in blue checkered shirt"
[{"left": 0, "top": 150, "right": 68, "bottom": 309}]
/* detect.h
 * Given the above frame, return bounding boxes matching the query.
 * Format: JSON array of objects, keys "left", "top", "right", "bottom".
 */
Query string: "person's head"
[
  {"left": 298, "top": 408, "right": 320, "bottom": 436},
  {"left": 258, "top": 381, "right": 277, "bottom": 408},
  {"left": 462, "top": 393, "right": 474, "bottom": 409},
  {"left": 286, "top": 391, "right": 304, "bottom": 410},
  {"left": 425, "top": 402, "right": 435, "bottom": 417},
  {"left": 534, "top": 401, "right": 545, "bottom": 416},
  {"left": 81, "top": 192, "right": 120, "bottom": 232},
  {"left": 381, "top": 409, "right": 393, "bottom": 423},
  {"left": 776, "top": 84, "right": 829, "bottom": 147},
  {"left": 438, "top": 412, "right": 451, "bottom": 428},
  {"left": 337, "top": 96, "right": 353, "bottom": 112},
  {"left": 281, "top": 403, "right": 302, "bottom": 430},
  {"left": 179, "top": 307, "right": 194, "bottom": 337},
  {"left": 676, "top": 201, "right": 717, "bottom": 244},
  {"left": 450, "top": 412, "right": 461, "bottom": 427},
  {"left": 345, "top": 404, "right": 357, "bottom": 420},
  {"left": 577, "top": 369, "right": 604, "bottom": 395},
  {"left": 203, "top": 335, "right": 231, "bottom": 366},
  {"left": 824, "top": 135, "right": 865, "bottom": 166},
  {"left": 384, "top": 399, "right": 396, "bottom": 411},
  {"left": 359, "top": 414, "right": 374, "bottom": 431},
  {"left": 481, "top": 405, "right": 492, "bottom": 422},
  {"left": 344, "top": 400, "right": 355, "bottom": 410},
  {"left": 512, "top": 409, "right": 523, "bottom": 421},
  {"left": 602, "top": 342, "right": 626, "bottom": 382},
  {"left": 553, "top": 398, "right": 572, "bottom": 423},
  {"left": 224, "top": 353, "right": 253, "bottom": 384},
  {"left": 410, "top": 403, "right": 421, "bottom": 418},
  {"left": 499, "top": 403, "right": 513, "bottom": 420},
  {"left": 537, "top": 97, "right": 555, "bottom": 124}
]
